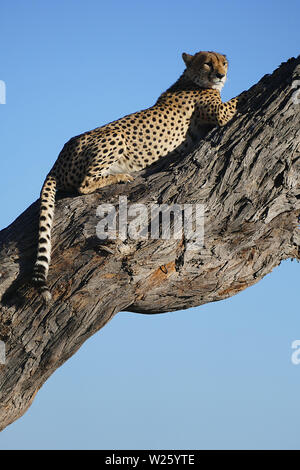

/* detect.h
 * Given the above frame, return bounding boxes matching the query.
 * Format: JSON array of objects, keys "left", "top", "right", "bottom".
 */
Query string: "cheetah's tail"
[{"left": 32, "top": 173, "right": 57, "bottom": 303}]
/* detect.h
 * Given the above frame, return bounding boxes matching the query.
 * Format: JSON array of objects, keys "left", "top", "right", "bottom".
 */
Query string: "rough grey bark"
[{"left": 0, "top": 56, "right": 299, "bottom": 432}]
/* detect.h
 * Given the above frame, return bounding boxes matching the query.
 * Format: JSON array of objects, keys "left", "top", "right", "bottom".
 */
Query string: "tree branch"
[{"left": 0, "top": 56, "right": 299, "bottom": 431}]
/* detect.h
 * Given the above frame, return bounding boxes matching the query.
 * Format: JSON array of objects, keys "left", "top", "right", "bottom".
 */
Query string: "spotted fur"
[{"left": 32, "top": 50, "right": 239, "bottom": 302}]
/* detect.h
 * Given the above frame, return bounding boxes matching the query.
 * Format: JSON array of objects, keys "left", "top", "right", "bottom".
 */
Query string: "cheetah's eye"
[{"left": 204, "top": 62, "right": 212, "bottom": 67}]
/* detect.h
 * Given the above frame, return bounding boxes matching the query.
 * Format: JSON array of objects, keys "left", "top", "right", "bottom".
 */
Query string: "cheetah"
[{"left": 32, "top": 50, "right": 240, "bottom": 302}]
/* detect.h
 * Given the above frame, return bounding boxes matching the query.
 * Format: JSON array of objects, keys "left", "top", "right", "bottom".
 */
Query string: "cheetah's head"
[{"left": 182, "top": 51, "right": 228, "bottom": 91}]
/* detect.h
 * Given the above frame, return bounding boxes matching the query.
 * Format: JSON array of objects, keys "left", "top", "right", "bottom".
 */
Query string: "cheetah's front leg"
[
  {"left": 198, "top": 92, "right": 239, "bottom": 127},
  {"left": 78, "top": 173, "right": 134, "bottom": 195},
  {"left": 215, "top": 97, "right": 239, "bottom": 126}
]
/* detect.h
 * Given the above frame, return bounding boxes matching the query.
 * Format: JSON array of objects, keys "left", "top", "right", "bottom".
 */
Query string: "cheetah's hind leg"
[{"left": 78, "top": 173, "right": 134, "bottom": 195}]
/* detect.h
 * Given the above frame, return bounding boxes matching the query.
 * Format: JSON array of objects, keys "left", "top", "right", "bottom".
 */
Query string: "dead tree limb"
[{"left": 0, "top": 56, "right": 300, "bottom": 431}]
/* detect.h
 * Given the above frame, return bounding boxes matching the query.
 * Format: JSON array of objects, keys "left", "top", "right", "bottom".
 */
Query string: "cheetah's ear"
[{"left": 182, "top": 52, "right": 194, "bottom": 66}]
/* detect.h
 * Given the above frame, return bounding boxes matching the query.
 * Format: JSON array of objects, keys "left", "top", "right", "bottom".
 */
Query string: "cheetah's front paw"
[{"left": 117, "top": 173, "right": 135, "bottom": 183}]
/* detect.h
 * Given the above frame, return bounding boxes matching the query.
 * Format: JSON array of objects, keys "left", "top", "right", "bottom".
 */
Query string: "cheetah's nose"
[{"left": 216, "top": 73, "right": 225, "bottom": 79}]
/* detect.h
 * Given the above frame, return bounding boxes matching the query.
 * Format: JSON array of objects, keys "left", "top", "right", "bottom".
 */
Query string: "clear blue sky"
[{"left": 0, "top": 0, "right": 299, "bottom": 450}]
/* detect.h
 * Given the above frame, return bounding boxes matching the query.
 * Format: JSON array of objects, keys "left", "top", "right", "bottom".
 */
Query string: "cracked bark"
[{"left": 0, "top": 56, "right": 300, "bottom": 431}]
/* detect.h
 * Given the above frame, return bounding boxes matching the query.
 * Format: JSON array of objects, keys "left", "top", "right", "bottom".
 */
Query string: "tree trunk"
[{"left": 0, "top": 56, "right": 300, "bottom": 431}]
